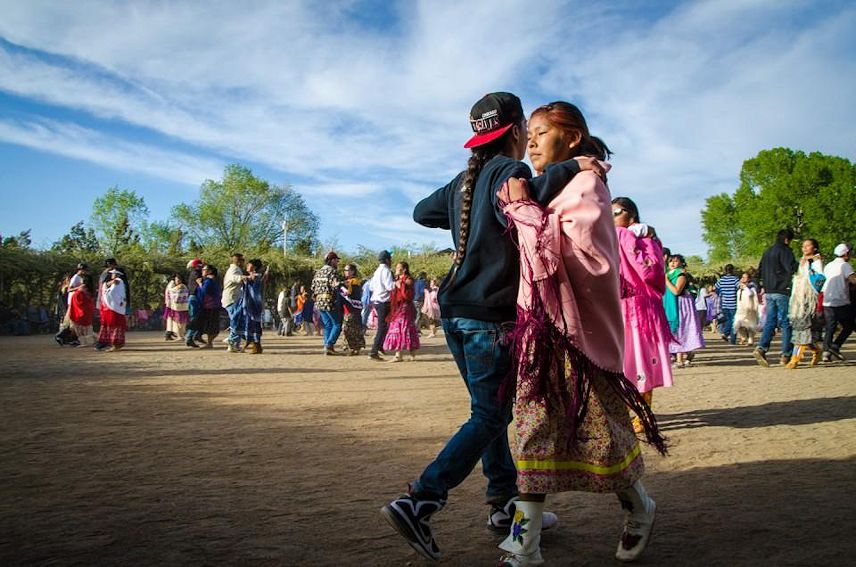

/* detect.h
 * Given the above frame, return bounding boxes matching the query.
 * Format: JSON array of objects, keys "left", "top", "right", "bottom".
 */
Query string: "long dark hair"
[
  {"left": 530, "top": 101, "right": 612, "bottom": 160},
  {"left": 611, "top": 196, "right": 641, "bottom": 223}
]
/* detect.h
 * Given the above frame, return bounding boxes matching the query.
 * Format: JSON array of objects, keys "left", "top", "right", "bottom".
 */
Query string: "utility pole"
[{"left": 281, "top": 217, "right": 288, "bottom": 258}]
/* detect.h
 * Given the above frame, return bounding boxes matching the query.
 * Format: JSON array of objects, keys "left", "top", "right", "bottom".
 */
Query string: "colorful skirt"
[
  {"left": 342, "top": 312, "right": 366, "bottom": 350},
  {"left": 513, "top": 353, "right": 644, "bottom": 494},
  {"left": 98, "top": 309, "right": 127, "bottom": 347},
  {"left": 383, "top": 303, "right": 420, "bottom": 352},
  {"left": 669, "top": 294, "right": 705, "bottom": 354},
  {"left": 621, "top": 294, "right": 673, "bottom": 393}
]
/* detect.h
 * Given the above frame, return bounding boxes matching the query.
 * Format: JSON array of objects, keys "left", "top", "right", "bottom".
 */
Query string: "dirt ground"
[{"left": 1, "top": 329, "right": 854, "bottom": 566}]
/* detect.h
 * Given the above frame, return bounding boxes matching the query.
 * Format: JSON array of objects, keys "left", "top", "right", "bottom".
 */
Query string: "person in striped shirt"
[{"left": 715, "top": 264, "right": 740, "bottom": 344}]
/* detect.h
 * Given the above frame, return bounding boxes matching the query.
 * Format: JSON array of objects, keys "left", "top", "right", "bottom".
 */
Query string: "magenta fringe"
[{"left": 500, "top": 197, "right": 667, "bottom": 456}]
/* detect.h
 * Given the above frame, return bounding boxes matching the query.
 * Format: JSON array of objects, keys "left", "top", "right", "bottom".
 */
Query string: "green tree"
[
  {"left": 142, "top": 221, "right": 185, "bottom": 256},
  {"left": 1, "top": 229, "right": 32, "bottom": 249},
  {"left": 172, "top": 164, "right": 319, "bottom": 253},
  {"left": 701, "top": 148, "right": 856, "bottom": 259},
  {"left": 91, "top": 187, "right": 149, "bottom": 254},
  {"left": 51, "top": 221, "right": 100, "bottom": 255}
]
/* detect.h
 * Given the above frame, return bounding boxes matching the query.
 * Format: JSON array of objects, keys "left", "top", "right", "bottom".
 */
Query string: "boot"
[
  {"left": 498, "top": 500, "right": 545, "bottom": 566},
  {"left": 615, "top": 481, "right": 656, "bottom": 562},
  {"left": 785, "top": 346, "right": 804, "bottom": 370}
]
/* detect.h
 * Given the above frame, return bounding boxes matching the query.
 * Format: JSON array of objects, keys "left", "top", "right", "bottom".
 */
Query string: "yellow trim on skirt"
[{"left": 517, "top": 443, "right": 642, "bottom": 474}]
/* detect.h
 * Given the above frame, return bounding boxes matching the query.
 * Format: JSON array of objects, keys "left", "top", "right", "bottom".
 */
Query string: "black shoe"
[
  {"left": 381, "top": 493, "right": 446, "bottom": 561},
  {"left": 753, "top": 348, "right": 769, "bottom": 368},
  {"left": 186, "top": 340, "right": 200, "bottom": 348},
  {"left": 54, "top": 335, "right": 64, "bottom": 347},
  {"left": 368, "top": 353, "right": 383, "bottom": 361},
  {"left": 830, "top": 347, "right": 846, "bottom": 361}
]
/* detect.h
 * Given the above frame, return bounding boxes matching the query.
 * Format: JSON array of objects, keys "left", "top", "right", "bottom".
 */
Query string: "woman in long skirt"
[
  {"left": 187, "top": 265, "right": 221, "bottom": 348},
  {"left": 664, "top": 254, "right": 705, "bottom": 367},
  {"left": 240, "top": 260, "right": 267, "bottom": 354},
  {"left": 164, "top": 274, "right": 190, "bottom": 341},
  {"left": 420, "top": 277, "right": 441, "bottom": 338},
  {"left": 613, "top": 197, "right": 674, "bottom": 432},
  {"left": 498, "top": 102, "right": 665, "bottom": 566},
  {"left": 733, "top": 272, "right": 760, "bottom": 345},
  {"left": 383, "top": 261, "right": 420, "bottom": 362},
  {"left": 68, "top": 278, "right": 95, "bottom": 346},
  {"left": 341, "top": 263, "right": 366, "bottom": 355},
  {"left": 786, "top": 239, "right": 824, "bottom": 368},
  {"left": 96, "top": 270, "right": 128, "bottom": 352}
]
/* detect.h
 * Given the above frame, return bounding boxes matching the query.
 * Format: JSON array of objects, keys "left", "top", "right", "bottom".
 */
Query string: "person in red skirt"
[{"left": 95, "top": 269, "right": 128, "bottom": 352}]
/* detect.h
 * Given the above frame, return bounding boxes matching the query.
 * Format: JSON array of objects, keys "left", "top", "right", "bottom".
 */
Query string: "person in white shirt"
[
  {"left": 369, "top": 250, "right": 395, "bottom": 360},
  {"left": 55, "top": 263, "right": 89, "bottom": 346},
  {"left": 222, "top": 253, "right": 246, "bottom": 353},
  {"left": 821, "top": 243, "right": 856, "bottom": 361}
]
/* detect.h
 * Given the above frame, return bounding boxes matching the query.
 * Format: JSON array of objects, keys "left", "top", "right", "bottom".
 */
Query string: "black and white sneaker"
[
  {"left": 487, "top": 495, "right": 558, "bottom": 534},
  {"left": 381, "top": 493, "right": 446, "bottom": 561}
]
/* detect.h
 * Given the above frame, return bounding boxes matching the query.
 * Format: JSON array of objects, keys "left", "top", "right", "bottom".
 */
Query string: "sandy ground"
[{"left": 1, "top": 329, "right": 854, "bottom": 566}]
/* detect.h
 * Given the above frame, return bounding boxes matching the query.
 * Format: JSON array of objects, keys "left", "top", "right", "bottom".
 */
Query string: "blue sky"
[{"left": 1, "top": 0, "right": 854, "bottom": 257}]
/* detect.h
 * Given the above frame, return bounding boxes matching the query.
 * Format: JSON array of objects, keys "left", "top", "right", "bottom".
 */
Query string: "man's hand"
[
  {"left": 574, "top": 156, "right": 606, "bottom": 180},
  {"left": 497, "top": 177, "right": 530, "bottom": 203}
]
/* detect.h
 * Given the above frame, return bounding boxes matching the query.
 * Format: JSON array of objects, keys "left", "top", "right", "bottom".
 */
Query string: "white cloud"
[{"left": 0, "top": 117, "right": 222, "bottom": 186}]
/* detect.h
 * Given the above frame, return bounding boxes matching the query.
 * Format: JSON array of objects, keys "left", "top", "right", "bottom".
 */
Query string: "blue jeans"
[
  {"left": 720, "top": 307, "right": 737, "bottom": 343},
  {"left": 185, "top": 295, "right": 200, "bottom": 341},
  {"left": 758, "top": 293, "right": 792, "bottom": 355},
  {"left": 411, "top": 317, "right": 518, "bottom": 502},
  {"left": 319, "top": 309, "right": 342, "bottom": 348},
  {"left": 226, "top": 303, "right": 242, "bottom": 346}
]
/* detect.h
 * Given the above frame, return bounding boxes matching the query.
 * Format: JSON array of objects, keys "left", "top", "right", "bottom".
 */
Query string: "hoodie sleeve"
[{"left": 414, "top": 174, "right": 462, "bottom": 230}]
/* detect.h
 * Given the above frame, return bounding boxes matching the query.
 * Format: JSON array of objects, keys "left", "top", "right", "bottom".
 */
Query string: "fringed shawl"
[
  {"left": 789, "top": 259, "right": 822, "bottom": 322},
  {"left": 164, "top": 282, "right": 190, "bottom": 323},
  {"left": 502, "top": 169, "right": 667, "bottom": 455}
]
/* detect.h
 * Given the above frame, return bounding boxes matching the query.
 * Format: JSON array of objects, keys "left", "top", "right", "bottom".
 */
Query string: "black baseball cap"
[{"left": 464, "top": 92, "right": 524, "bottom": 149}]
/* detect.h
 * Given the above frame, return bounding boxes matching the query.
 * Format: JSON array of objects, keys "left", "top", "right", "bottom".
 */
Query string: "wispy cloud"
[{"left": 0, "top": 117, "right": 222, "bottom": 186}]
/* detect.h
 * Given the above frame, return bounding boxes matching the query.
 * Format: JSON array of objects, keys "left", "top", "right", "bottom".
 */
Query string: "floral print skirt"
[
  {"left": 512, "top": 352, "right": 643, "bottom": 494},
  {"left": 342, "top": 312, "right": 365, "bottom": 350}
]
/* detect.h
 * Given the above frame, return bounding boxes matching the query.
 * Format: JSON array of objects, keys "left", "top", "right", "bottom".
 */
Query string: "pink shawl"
[
  {"left": 505, "top": 171, "right": 624, "bottom": 373},
  {"left": 502, "top": 169, "right": 667, "bottom": 454}
]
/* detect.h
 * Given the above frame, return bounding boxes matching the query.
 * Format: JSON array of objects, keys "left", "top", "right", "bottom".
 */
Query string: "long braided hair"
[{"left": 452, "top": 134, "right": 509, "bottom": 276}]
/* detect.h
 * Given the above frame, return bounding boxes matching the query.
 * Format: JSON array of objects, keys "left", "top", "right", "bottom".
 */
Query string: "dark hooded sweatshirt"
[{"left": 413, "top": 155, "right": 580, "bottom": 322}]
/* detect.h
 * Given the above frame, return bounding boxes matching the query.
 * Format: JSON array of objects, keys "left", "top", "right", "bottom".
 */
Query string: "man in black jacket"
[{"left": 753, "top": 229, "right": 798, "bottom": 367}]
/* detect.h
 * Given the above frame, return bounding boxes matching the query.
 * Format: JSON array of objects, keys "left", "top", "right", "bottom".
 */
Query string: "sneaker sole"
[
  {"left": 380, "top": 504, "right": 440, "bottom": 561},
  {"left": 752, "top": 350, "right": 769, "bottom": 368}
]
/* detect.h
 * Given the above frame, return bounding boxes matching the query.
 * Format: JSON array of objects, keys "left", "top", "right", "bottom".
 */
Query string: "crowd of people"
[
  {"left": 697, "top": 232, "right": 856, "bottom": 369},
  {"left": 38, "top": 90, "right": 855, "bottom": 566}
]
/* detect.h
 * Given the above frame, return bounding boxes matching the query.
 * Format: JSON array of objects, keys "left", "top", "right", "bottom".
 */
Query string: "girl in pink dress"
[
  {"left": 420, "top": 278, "right": 441, "bottom": 338},
  {"left": 612, "top": 197, "right": 674, "bottom": 427}
]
